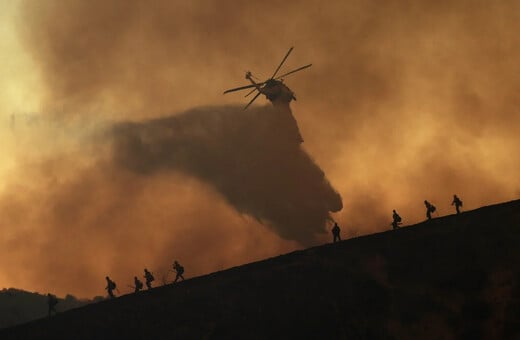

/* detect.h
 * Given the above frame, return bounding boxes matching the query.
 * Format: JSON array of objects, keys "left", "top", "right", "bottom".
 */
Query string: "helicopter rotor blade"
[
  {"left": 244, "top": 88, "right": 257, "bottom": 97},
  {"left": 223, "top": 83, "right": 262, "bottom": 94},
  {"left": 244, "top": 91, "right": 262, "bottom": 110},
  {"left": 271, "top": 47, "right": 294, "bottom": 79},
  {"left": 274, "top": 63, "right": 312, "bottom": 79}
]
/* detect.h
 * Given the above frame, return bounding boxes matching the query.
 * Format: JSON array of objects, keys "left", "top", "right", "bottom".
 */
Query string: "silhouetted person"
[
  {"left": 173, "top": 261, "right": 185, "bottom": 283},
  {"left": 451, "top": 194, "right": 463, "bottom": 214},
  {"left": 105, "top": 276, "right": 117, "bottom": 298},
  {"left": 134, "top": 276, "right": 144, "bottom": 293},
  {"left": 47, "top": 293, "right": 58, "bottom": 317},
  {"left": 331, "top": 222, "right": 341, "bottom": 242},
  {"left": 424, "top": 200, "right": 436, "bottom": 220},
  {"left": 391, "top": 210, "right": 402, "bottom": 230},
  {"left": 144, "top": 268, "right": 155, "bottom": 289}
]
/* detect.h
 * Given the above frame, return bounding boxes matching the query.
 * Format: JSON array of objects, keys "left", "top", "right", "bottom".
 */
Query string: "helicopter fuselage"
[{"left": 247, "top": 76, "right": 296, "bottom": 109}]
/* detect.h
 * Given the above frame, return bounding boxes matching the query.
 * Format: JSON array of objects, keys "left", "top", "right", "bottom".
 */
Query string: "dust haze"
[{"left": 0, "top": 0, "right": 518, "bottom": 297}]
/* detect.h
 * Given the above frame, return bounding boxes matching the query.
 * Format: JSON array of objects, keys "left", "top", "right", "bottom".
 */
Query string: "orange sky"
[{"left": 0, "top": 0, "right": 518, "bottom": 298}]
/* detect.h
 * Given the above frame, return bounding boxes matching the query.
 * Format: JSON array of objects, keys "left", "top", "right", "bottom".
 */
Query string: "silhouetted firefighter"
[
  {"left": 144, "top": 268, "right": 155, "bottom": 289},
  {"left": 451, "top": 194, "right": 463, "bottom": 214},
  {"left": 134, "top": 276, "right": 144, "bottom": 293},
  {"left": 105, "top": 276, "right": 117, "bottom": 298},
  {"left": 391, "top": 210, "right": 402, "bottom": 230},
  {"left": 424, "top": 200, "right": 436, "bottom": 220},
  {"left": 47, "top": 293, "right": 58, "bottom": 317},
  {"left": 331, "top": 222, "right": 341, "bottom": 242},
  {"left": 173, "top": 261, "right": 185, "bottom": 283}
]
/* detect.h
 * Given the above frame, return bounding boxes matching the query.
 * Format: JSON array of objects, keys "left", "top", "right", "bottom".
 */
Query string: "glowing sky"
[{"left": 0, "top": 0, "right": 518, "bottom": 298}]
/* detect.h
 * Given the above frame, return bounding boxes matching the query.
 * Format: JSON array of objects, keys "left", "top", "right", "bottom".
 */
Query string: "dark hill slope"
[
  {"left": 2, "top": 200, "right": 519, "bottom": 339},
  {"left": 0, "top": 289, "right": 95, "bottom": 329}
]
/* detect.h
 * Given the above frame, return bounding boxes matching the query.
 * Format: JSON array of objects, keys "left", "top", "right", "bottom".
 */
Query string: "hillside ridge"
[{"left": 2, "top": 199, "right": 519, "bottom": 339}]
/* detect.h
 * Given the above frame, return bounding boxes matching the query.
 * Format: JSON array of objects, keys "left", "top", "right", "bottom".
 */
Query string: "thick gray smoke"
[
  {"left": 5, "top": 0, "right": 518, "bottom": 298},
  {"left": 111, "top": 105, "right": 342, "bottom": 245}
]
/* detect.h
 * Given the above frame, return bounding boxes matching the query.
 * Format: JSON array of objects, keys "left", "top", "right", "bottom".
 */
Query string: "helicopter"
[{"left": 223, "top": 47, "right": 312, "bottom": 110}]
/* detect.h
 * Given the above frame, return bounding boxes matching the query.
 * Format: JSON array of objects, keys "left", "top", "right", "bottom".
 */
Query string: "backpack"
[
  {"left": 110, "top": 281, "right": 116, "bottom": 290},
  {"left": 430, "top": 205, "right": 436, "bottom": 213},
  {"left": 460, "top": 200, "right": 463, "bottom": 207},
  {"left": 149, "top": 273, "right": 155, "bottom": 282},
  {"left": 396, "top": 215, "right": 402, "bottom": 223}
]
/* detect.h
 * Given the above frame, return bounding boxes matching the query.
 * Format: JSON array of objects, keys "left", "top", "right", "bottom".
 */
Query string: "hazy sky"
[{"left": 0, "top": 0, "right": 518, "bottom": 298}]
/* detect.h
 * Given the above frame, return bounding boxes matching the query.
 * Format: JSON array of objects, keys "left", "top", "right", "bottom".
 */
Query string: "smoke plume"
[{"left": 111, "top": 105, "right": 342, "bottom": 244}]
